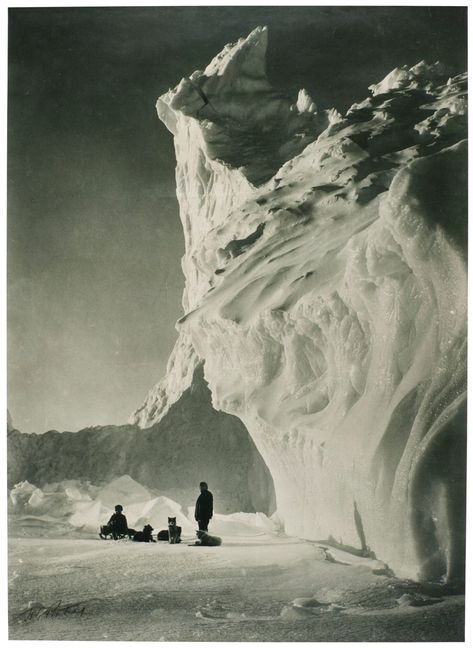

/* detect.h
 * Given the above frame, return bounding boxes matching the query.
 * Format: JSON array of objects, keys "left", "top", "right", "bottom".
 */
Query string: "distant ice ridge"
[
  {"left": 10, "top": 363, "right": 275, "bottom": 516},
  {"left": 9, "top": 476, "right": 278, "bottom": 538},
  {"left": 143, "top": 27, "right": 466, "bottom": 582}
]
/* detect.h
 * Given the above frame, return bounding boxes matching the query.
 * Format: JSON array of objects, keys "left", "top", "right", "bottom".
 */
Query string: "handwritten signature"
[{"left": 14, "top": 600, "right": 87, "bottom": 622}]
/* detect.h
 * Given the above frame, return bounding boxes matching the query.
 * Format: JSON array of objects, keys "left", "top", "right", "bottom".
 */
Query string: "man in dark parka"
[
  {"left": 195, "top": 481, "right": 213, "bottom": 531},
  {"left": 101, "top": 504, "right": 129, "bottom": 539}
]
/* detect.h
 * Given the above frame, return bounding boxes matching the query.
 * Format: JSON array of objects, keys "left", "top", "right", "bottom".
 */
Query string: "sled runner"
[{"left": 99, "top": 525, "right": 135, "bottom": 540}]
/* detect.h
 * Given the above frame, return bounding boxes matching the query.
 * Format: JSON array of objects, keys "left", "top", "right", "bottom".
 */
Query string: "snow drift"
[{"left": 144, "top": 26, "right": 467, "bottom": 581}]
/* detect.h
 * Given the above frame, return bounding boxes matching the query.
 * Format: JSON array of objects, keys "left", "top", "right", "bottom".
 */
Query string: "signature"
[{"left": 14, "top": 600, "right": 87, "bottom": 622}]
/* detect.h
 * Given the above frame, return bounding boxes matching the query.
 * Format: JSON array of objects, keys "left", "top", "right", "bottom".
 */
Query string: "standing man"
[{"left": 195, "top": 481, "right": 213, "bottom": 531}]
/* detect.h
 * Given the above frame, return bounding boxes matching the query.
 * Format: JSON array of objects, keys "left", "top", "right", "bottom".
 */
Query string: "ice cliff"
[{"left": 138, "top": 26, "right": 466, "bottom": 582}]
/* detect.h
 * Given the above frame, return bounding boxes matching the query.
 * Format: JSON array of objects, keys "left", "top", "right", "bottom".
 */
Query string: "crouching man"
[{"left": 100, "top": 504, "right": 131, "bottom": 539}]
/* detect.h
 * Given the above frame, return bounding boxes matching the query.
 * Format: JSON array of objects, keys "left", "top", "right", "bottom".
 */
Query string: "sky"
[{"left": 7, "top": 6, "right": 467, "bottom": 434}]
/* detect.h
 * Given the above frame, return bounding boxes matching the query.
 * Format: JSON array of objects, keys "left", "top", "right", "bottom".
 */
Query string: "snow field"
[{"left": 9, "top": 535, "right": 464, "bottom": 641}]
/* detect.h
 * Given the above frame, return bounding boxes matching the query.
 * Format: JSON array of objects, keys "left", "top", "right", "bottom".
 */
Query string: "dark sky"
[{"left": 8, "top": 6, "right": 467, "bottom": 433}]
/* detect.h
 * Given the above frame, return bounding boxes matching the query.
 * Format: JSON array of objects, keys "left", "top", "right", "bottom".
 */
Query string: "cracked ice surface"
[{"left": 142, "top": 26, "right": 466, "bottom": 582}]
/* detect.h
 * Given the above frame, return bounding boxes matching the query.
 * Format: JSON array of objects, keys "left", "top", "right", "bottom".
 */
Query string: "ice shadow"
[{"left": 314, "top": 500, "right": 376, "bottom": 561}]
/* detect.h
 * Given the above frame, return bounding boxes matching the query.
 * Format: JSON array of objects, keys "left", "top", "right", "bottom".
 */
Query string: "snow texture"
[
  {"left": 144, "top": 26, "right": 467, "bottom": 582},
  {"left": 7, "top": 409, "right": 14, "bottom": 433},
  {"left": 9, "top": 534, "right": 464, "bottom": 641}
]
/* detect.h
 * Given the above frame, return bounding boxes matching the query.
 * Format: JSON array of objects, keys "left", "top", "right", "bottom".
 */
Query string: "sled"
[{"left": 99, "top": 525, "right": 134, "bottom": 540}]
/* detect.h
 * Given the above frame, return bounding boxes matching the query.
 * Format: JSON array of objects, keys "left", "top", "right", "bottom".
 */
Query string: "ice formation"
[
  {"left": 143, "top": 26, "right": 467, "bottom": 582},
  {"left": 9, "top": 476, "right": 277, "bottom": 539},
  {"left": 7, "top": 410, "right": 14, "bottom": 434},
  {"left": 9, "top": 479, "right": 96, "bottom": 519},
  {"left": 96, "top": 475, "right": 151, "bottom": 508},
  {"left": 9, "top": 365, "right": 275, "bottom": 515}
]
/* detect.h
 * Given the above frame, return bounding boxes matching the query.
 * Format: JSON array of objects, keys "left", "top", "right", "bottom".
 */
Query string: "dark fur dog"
[
  {"left": 195, "top": 530, "right": 222, "bottom": 546},
  {"left": 132, "top": 524, "right": 155, "bottom": 543},
  {"left": 168, "top": 517, "right": 182, "bottom": 544}
]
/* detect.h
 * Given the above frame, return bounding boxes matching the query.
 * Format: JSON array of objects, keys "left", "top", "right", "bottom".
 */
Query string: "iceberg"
[
  {"left": 148, "top": 27, "right": 467, "bottom": 582},
  {"left": 96, "top": 475, "right": 151, "bottom": 508}
]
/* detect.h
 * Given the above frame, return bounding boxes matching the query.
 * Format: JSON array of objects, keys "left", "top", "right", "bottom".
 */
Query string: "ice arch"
[{"left": 137, "top": 27, "right": 466, "bottom": 581}]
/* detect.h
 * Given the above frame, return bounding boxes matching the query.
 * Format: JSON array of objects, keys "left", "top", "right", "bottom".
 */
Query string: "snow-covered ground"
[
  {"left": 9, "top": 532, "right": 464, "bottom": 641},
  {"left": 7, "top": 452, "right": 464, "bottom": 641}
]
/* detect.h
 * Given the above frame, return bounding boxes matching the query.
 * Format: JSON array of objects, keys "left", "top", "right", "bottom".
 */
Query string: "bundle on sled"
[
  {"left": 99, "top": 524, "right": 134, "bottom": 540},
  {"left": 99, "top": 523, "right": 155, "bottom": 542}
]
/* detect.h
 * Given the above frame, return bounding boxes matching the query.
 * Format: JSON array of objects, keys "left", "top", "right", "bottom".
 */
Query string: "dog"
[
  {"left": 132, "top": 524, "right": 155, "bottom": 543},
  {"left": 168, "top": 517, "right": 182, "bottom": 544},
  {"left": 193, "top": 530, "right": 222, "bottom": 546}
]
